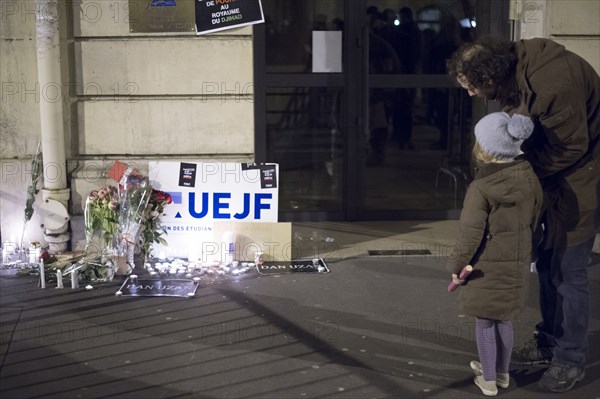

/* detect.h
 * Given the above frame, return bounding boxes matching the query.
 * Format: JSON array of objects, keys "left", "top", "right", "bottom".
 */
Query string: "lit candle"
[
  {"left": 56, "top": 270, "right": 64, "bottom": 289},
  {"left": 71, "top": 270, "right": 79, "bottom": 289},
  {"left": 39, "top": 260, "right": 46, "bottom": 289}
]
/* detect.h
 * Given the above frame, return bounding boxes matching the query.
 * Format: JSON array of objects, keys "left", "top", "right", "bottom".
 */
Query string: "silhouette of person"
[
  {"left": 427, "top": 15, "right": 462, "bottom": 150},
  {"left": 366, "top": 7, "right": 402, "bottom": 166},
  {"left": 388, "top": 7, "right": 421, "bottom": 149}
]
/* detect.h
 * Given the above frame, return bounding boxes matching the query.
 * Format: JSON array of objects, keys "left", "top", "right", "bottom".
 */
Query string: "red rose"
[
  {"left": 38, "top": 249, "right": 50, "bottom": 261},
  {"left": 153, "top": 190, "right": 171, "bottom": 205}
]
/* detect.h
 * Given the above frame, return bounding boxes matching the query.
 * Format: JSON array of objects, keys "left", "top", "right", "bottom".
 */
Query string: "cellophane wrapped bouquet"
[
  {"left": 139, "top": 189, "right": 172, "bottom": 262},
  {"left": 84, "top": 186, "right": 120, "bottom": 250},
  {"left": 81, "top": 185, "right": 120, "bottom": 281},
  {"left": 119, "top": 174, "right": 151, "bottom": 247},
  {"left": 113, "top": 164, "right": 151, "bottom": 270}
]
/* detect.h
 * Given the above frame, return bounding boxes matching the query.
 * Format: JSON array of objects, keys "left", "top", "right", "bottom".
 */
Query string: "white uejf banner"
[{"left": 149, "top": 162, "right": 278, "bottom": 259}]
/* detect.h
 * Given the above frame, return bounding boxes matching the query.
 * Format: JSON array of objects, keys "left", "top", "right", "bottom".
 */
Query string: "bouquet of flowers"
[
  {"left": 107, "top": 161, "right": 152, "bottom": 247},
  {"left": 84, "top": 185, "right": 120, "bottom": 250},
  {"left": 107, "top": 161, "right": 155, "bottom": 270},
  {"left": 139, "top": 189, "right": 172, "bottom": 261},
  {"left": 118, "top": 176, "right": 152, "bottom": 246},
  {"left": 81, "top": 185, "right": 120, "bottom": 281}
]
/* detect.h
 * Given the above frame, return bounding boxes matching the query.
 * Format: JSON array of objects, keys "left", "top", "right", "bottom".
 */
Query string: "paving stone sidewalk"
[{"left": 1, "top": 255, "right": 599, "bottom": 398}]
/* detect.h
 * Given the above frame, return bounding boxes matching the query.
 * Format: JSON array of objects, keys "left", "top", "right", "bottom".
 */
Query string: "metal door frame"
[{"left": 253, "top": 0, "right": 509, "bottom": 222}]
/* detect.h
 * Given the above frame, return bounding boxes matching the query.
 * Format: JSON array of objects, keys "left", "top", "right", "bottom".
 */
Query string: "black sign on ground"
[
  {"left": 116, "top": 278, "right": 199, "bottom": 297},
  {"left": 256, "top": 259, "right": 330, "bottom": 275},
  {"left": 195, "top": 0, "right": 264, "bottom": 35}
]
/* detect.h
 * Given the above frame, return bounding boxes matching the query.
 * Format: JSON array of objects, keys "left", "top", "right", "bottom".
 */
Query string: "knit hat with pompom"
[{"left": 474, "top": 112, "right": 534, "bottom": 160}]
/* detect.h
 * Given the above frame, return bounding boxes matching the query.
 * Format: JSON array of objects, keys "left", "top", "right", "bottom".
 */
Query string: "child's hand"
[
  {"left": 448, "top": 265, "right": 473, "bottom": 292},
  {"left": 451, "top": 273, "right": 466, "bottom": 286}
]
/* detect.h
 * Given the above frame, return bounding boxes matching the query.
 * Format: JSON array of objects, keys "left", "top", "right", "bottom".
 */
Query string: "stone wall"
[
  {"left": 1, "top": 0, "right": 254, "bottom": 250},
  {"left": 518, "top": 0, "right": 599, "bottom": 72}
]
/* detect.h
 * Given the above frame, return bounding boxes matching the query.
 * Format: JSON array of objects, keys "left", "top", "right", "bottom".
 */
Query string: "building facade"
[{"left": 1, "top": 0, "right": 599, "bottom": 251}]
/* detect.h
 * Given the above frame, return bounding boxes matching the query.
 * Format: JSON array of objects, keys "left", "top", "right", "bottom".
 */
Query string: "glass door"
[
  {"left": 255, "top": 0, "right": 348, "bottom": 221},
  {"left": 360, "top": 0, "right": 477, "bottom": 219},
  {"left": 255, "top": 0, "right": 504, "bottom": 221}
]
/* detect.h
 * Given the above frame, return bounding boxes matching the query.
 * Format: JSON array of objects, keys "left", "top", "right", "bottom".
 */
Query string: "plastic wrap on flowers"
[
  {"left": 109, "top": 161, "right": 151, "bottom": 246},
  {"left": 119, "top": 183, "right": 152, "bottom": 245},
  {"left": 84, "top": 186, "right": 120, "bottom": 253},
  {"left": 139, "top": 189, "right": 172, "bottom": 262},
  {"left": 77, "top": 186, "right": 121, "bottom": 281}
]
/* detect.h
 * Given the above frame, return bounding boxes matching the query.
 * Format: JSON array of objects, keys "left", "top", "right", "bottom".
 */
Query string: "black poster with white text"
[
  {"left": 195, "top": 0, "right": 264, "bottom": 35},
  {"left": 179, "top": 163, "right": 197, "bottom": 187}
]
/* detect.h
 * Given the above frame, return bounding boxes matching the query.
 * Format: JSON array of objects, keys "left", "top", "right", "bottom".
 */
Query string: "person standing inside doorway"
[{"left": 446, "top": 35, "right": 600, "bottom": 393}]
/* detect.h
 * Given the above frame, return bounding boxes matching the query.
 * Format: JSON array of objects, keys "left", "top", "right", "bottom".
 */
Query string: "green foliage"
[
  {"left": 84, "top": 185, "right": 120, "bottom": 248},
  {"left": 24, "top": 148, "right": 43, "bottom": 222}
]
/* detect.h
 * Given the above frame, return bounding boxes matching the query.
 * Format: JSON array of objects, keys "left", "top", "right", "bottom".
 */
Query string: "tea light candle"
[{"left": 255, "top": 251, "right": 264, "bottom": 265}]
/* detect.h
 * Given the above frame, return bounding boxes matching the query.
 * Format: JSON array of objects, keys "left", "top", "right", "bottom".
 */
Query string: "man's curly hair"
[{"left": 446, "top": 35, "right": 520, "bottom": 106}]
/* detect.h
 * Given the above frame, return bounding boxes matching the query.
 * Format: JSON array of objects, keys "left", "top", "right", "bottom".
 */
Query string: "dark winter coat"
[
  {"left": 507, "top": 38, "right": 600, "bottom": 248},
  {"left": 446, "top": 159, "right": 543, "bottom": 321}
]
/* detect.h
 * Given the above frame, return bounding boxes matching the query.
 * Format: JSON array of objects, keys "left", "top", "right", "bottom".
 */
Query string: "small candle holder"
[{"left": 254, "top": 251, "right": 264, "bottom": 265}]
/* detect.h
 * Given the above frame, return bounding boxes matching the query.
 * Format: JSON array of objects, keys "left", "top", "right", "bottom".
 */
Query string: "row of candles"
[{"left": 143, "top": 257, "right": 257, "bottom": 278}]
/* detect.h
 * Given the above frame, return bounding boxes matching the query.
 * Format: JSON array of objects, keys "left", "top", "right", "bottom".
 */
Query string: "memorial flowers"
[
  {"left": 81, "top": 185, "right": 120, "bottom": 281},
  {"left": 84, "top": 185, "right": 120, "bottom": 250},
  {"left": 118, "top": 177, "right": 152, "bottom": 246},
  {"left": 80, "top": 161, "right": 172, "bottom": 274},
  {"left": 139, "top": 189, "right": 172, "bottom": 261}
]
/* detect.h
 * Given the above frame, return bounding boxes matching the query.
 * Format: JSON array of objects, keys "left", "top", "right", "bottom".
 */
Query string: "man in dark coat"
[{"left": 446, "top": 36, "right": 600, "bottom": 393}]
